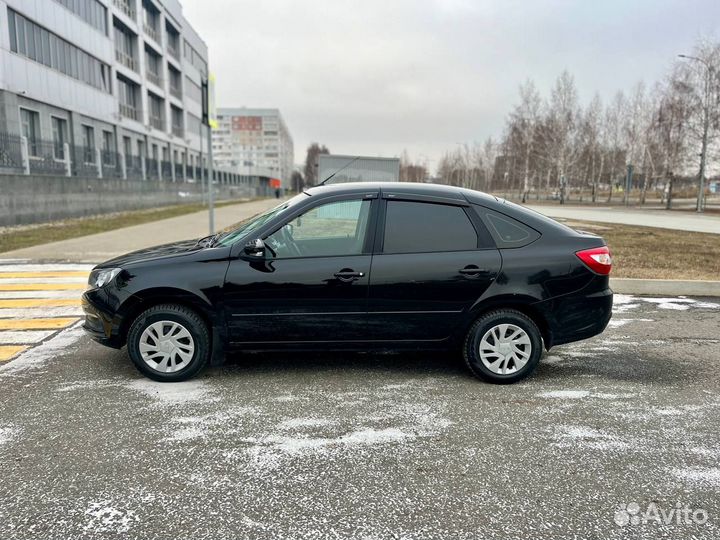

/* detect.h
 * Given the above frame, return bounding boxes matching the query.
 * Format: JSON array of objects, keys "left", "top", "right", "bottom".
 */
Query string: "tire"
[
  {"left": 126, "top": 304, "right": 210, "bottom": 382},
  {"left": 463, "top": 309, "right": 543, "bottom": 384}
]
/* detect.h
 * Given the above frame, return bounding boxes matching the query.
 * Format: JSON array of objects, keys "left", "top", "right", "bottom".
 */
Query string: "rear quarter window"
[{"left": 475, "top": 206, "right": 540, "bottom": 248}]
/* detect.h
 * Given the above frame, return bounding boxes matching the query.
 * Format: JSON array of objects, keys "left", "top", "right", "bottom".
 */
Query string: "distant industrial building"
[
  {"left": 212, "top": 107, "right": 294, "bottom": 188},
  {"left": 0, "top": 0, "right": 213, "bottom": 180},
  {"left": 317, "top": 154, "right": 400, "bottom": 184}
]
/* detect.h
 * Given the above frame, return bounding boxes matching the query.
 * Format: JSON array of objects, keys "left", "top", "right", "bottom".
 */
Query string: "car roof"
[{"left": 304, "top": 182, "right": 499, "bottom": 204}]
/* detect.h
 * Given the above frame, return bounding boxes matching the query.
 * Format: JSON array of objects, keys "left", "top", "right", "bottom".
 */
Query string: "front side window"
[
  {"left": 266, "top": 199, "right": 371, "bottom": 258},
  {"left": 382, "top": 200, "right": 478, "bottom": 254}
]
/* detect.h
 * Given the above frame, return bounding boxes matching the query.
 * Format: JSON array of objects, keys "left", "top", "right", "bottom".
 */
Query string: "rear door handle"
[{"left": 334, "top": 269, "right": 365, "bottom": 282}]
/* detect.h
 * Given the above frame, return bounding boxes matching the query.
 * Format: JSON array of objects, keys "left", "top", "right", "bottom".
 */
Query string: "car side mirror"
[{"left": 243, "top": 238, "right": 266, "bottom": 258}]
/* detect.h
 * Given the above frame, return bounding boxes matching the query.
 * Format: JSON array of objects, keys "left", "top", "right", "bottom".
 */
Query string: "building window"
[
  {"left": 82, "top": 125, "right": 95, "bottom": 163},
  {"left": 171, "top": 106, "right": 184, "bottom": 137},
  {"left": 185, "top": 76, "right": 202, "bottom": 103},
  {"left": 20, "top": 108, "right": 40, "bottom": 157},
  {"left": 145, "top": 46, "right": 162, "bottom": 86},
  {"left": 8, "top": 10, "right": 111, "bottom": 93},
  {"left": 54, "top": 0, "right": 107, "bottom": 34},
  {"left": 142, "top": 0, "right": 160, "bottom": 42},
  {"left": 148, "top": 92, "right": 165, "bottom": 131},
  {"left": 117, "top": 75, "right": 140, "bottom": 120},
  {"left": 186, "top": 113, "right": 201, "bottom": 136},
  {"left": 102, "top": 130, "right": 115, "bottom": 165},
  {"left": 113, "top": 21, "right": 137, "bottom": 72},
  {"left": 51, "top": 116, "right": 68, "bottom": 160},
  {"left": 168, "top": 65, "right": 182, "bottom": 99},
  {"left": 123, "top": 136, "right": 132, "bottom": 167}
]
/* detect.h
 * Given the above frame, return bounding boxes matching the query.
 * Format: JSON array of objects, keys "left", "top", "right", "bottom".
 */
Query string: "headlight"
[{"left": 87, "top": 268, "right": 122, "bottom": 290}]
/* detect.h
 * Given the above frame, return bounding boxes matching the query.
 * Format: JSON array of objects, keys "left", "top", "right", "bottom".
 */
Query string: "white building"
[
  {"left": 0, "top": 0, "right": 210, "bottom": 180},
  {"left": 213, "top": 108, "right": 294, "bottom": 188}
]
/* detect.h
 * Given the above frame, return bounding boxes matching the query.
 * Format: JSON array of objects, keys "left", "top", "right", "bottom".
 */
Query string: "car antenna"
[{"left": 319, "top": 156, "right": 361, "bottom": 186}]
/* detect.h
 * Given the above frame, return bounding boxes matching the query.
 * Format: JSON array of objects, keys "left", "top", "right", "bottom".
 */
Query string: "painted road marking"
[
  {"left": 0, "top": 283, "right": 87, "bottom": 291},
  {"left": 0, "top": 262, "right": 92, "bottom": 365},
  {"left": 0, "top": 298, "right": 81, "bottom": 308},
  {"left": 0, "top": 330, "right": 58, "bottom": 344},
  {"left": 0, "top": 290, "right": 87, "bottom": 299},
  {"left": 0, "top": 277, "right": 88, "bottom": 284},
  {"left": 0, "top": 271, "right": 89, "bottom": 279},
  {"left": 0, "top": 318, "right": 79, "bottom": 330},
  {"left": 0, "top": 307, "right": 84, "bottom": 318},
  {"left": 0, "top": 345, "right": 28, "bottom": 362}
]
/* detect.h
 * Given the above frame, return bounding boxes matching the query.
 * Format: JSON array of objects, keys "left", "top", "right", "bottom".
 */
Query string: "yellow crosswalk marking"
[
  {"left": 0, "top": 345, "right": 28, "bottom": 362},
  {"left": 0, "top": 283, "right": 86, "bottom": 291},
  {"left": 0, "top": 299, "right": 81, "bottom": 308},
  {"left": 0, "top": 282, "right": 87, "bottom": 291},
  {"left": 0, "top": 317, "right": 79, "bottom": 330},
  {"left": 0, "top": 271, "right": 89, "bottom": 279}
]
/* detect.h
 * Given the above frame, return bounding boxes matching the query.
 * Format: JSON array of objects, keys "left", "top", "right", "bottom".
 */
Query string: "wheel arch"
[
  {"left": 117, "top": 287, "right": 217, "bottom": 346},
  {"left": 460, "top": 296, "right": 553, "bottom": 350}
]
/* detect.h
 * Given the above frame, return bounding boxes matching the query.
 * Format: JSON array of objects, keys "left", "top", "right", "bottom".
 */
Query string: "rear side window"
[
  {"left": 477, "top": 206, "right": 540, "bottom": 248},
  {"left": 382, "top": 200, "right": 478, "bottom": 253}
]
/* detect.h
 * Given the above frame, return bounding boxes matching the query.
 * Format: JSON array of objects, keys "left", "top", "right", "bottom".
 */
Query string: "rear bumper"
[
  {"left": 535, "top": 284, "right": 613, "bottom": 348},
  {"left": 81, "top": 292, "right": 124, "bottom": 348}
]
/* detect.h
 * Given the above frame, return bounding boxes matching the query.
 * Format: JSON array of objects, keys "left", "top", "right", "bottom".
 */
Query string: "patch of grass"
[
  {"left": 565, "top": 221, "right": 720, "bottom": 280},
  {"left": 0, "top": 199, "right": 252, "bottom": 254}
]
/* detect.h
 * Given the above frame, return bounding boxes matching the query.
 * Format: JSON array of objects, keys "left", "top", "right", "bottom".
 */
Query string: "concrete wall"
[{"left": 0, "top": 174, "right": 256, "bottom": 227}]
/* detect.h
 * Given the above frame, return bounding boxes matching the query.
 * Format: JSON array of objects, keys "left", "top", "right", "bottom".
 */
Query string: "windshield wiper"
[{"left": 197, "top": 233, "right": 220, "bottom": 248}]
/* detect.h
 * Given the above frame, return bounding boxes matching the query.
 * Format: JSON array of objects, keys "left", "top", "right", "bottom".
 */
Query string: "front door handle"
[
  {"left": 459, "top": 265, "right": 491, "bottom": 278},
  {"left": 334, "top": 269, "right": 365, "bottom": 282}
]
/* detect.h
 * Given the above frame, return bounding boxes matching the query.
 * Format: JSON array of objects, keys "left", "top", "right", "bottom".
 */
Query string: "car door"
[
  {"left": 367, "top": 196, "right": 502, "bottom": 342},
  {"left": 223, "top": 194, "right": 377, "bottom": 344}
]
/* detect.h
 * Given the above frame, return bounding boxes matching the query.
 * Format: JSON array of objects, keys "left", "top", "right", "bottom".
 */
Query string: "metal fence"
[{"left": 0, "top": 131, "right": 254, "bottom": 186}]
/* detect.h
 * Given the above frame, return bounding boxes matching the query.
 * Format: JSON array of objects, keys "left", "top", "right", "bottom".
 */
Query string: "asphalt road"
[{"left": 1, "top": 296, "right": 719, "bottom": 539}]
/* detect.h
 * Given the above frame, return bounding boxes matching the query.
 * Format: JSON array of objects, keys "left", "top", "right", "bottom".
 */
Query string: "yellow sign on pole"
[{"left": 208, "top": 72, "right": 218, "bottom": 129}]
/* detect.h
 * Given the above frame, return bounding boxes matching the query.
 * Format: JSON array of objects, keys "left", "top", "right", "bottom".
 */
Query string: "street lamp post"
[{"left": 678, "top": 54, "right": 714, "bottom": 213}]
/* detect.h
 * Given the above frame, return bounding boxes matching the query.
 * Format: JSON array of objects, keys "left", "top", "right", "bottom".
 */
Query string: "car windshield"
[{"left": 215, "top": 193, "right": 308, "bottom": 247}]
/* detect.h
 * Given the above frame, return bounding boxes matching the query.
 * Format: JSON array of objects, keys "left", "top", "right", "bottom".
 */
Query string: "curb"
[{"left": 610, "top": 278, "right": 720, "bottom": 297}]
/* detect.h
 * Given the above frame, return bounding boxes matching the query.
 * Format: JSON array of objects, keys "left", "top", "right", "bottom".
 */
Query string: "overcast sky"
[{"left": 183, "top": 0, "right": 719, "bottom": 170}]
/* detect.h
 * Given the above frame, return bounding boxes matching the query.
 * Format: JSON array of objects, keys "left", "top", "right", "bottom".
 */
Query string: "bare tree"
[
  {"left": 506, "top": 80, "right": 542, "bottom": 202},
  {"left": 303, "top": 143, "right": 330, "bottom": 186}
]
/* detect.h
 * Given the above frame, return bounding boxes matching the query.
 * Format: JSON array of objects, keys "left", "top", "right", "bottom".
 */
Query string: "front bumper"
[{"left": 81, "top": 291, "right": 124, "bottom": 348}]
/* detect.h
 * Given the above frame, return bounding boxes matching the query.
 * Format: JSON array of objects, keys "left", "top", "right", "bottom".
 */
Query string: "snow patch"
[
  {"left": 0, "top": 426, "right": 17, "bottom": 446},
  {"left": 124, "top": 379, "right": 217, "bottom": 406},
  {"left": 0, "top": 323, "right": 84, "bottom": 375},
  {"left": 278, "top": 417, "right": 335, "bottom": 430},
  {"left": 538, "top": 390, "right": 590, "bottom": 399},
  {"left": 672, "top": 467, "right": 720, "bottom": 487},
  {"left": 83, "top": 501, "right": 139, "bottom": 534},
  {"left": 554, "top": 424, "right": 633, "bottom": 451}
]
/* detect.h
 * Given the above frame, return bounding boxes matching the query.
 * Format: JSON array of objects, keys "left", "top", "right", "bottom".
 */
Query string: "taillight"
[{"left": 576, "top": 246, "right": 612, "bottom": 275}]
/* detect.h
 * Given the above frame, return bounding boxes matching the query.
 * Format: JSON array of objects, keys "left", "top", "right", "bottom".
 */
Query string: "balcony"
[
  {"left": 119, "top": 103, "right": 140, "bottom": 121},
  {"left": 146, "top": 69, "right": 162, "bottom": 88},
  {"left": 149, "top": 115, "right": 164, "bottom": 130},
  {"left": 143, "top": 23, "right": 159, "bottom": 43},
  {"left": 115, "top": 49, "right": 137, "bottom": 72},
  {"left": 114, "top": 0, "right": 135, "bottom": 19},
  {"left": 172, "top": 124, "right": 184, "bottom": 137},
  {"left": 169, "top": 84, "right": 182, "bottom": 100}
]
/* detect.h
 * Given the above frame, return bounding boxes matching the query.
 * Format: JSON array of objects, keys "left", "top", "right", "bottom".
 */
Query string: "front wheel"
[
  {"left": 127, "top": 304, "right": 210, "bottom": 382},
  {"left": 463, "top": 309, "right": 543, "bottom": 384}
]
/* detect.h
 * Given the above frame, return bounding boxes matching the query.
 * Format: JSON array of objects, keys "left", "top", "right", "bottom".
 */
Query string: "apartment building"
[
  {"left": 213, "top": 108, "right": 294, "bottom": 188},
  {"left": 0, "top": 0, "right": 210, "bottom": 180}
]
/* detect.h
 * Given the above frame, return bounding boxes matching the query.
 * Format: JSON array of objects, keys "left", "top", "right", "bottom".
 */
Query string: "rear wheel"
[
  {"left": 127, "top": 304, "right": 210, "bottom": 382},
  {"left": 463, "top": 309, "right": 542, "bottom": 384}
]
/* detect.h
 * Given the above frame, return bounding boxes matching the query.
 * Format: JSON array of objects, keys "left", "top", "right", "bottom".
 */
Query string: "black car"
[{"left": 82, "top": 182, "right": 613, "bottom": 383}]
